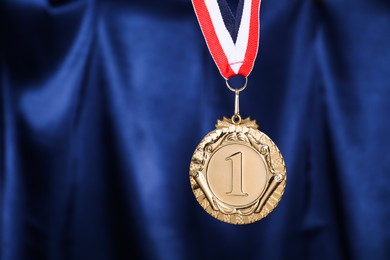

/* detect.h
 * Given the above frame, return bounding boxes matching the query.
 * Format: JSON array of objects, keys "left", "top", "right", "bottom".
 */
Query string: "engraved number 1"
[{"left": 226, "top": 152, "right": 248, "bottom": 196}]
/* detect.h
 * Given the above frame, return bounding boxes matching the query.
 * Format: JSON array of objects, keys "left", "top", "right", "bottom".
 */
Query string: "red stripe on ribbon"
[{"left": 238, "top": 0, "right": 260, "bottom": 77}]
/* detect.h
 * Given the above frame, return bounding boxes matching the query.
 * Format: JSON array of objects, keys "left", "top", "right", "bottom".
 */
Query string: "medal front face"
[{"left": 189, "top": 117, "right": 286, "bottom": 224}]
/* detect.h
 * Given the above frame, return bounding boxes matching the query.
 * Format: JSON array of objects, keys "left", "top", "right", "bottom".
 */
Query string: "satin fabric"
[{"left": 1, "top": 0, "right": 390, "bottom": 259}]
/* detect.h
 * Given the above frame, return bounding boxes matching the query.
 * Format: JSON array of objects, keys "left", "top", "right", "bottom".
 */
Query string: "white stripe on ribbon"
[{"left": 204, "top": 0, "right": 252, "bottom": 74}]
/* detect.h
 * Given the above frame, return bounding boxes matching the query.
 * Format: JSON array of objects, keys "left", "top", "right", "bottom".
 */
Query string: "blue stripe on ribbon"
[{"left": 217, "top": 0, "right": 245, "bottom": 43}]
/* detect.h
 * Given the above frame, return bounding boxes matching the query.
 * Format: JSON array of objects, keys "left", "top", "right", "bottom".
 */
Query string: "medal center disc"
[{"left": 206, "top": 143, "right": 267, "bottom": 207}]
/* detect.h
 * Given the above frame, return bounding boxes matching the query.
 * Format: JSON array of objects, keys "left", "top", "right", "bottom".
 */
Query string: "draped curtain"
[{"left": 1, "top": 0, "right": 390, "bottom": 259}]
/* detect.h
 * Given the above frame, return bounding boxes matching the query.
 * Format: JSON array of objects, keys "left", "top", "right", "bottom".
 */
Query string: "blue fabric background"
[{"left": 1, "top": 0, "right": 390, "bottom": 259}]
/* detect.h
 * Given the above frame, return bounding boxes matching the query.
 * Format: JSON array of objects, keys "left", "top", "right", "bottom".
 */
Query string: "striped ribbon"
[{"left": 192, "top": 0, "right": 261, "bottom": 79}]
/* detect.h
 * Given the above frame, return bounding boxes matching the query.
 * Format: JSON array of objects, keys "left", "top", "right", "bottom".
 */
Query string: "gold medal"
[
  {"left": 189, "top": 81, "right": 286, "bottom": 224},
  {"left": 190, "top": 0, "right": 286, "bottom": 224}
]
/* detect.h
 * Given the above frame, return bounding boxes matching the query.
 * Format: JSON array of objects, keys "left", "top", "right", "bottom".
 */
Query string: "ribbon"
[{"left": 192, "top": 0, "right": 261, "bottom": 79}]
